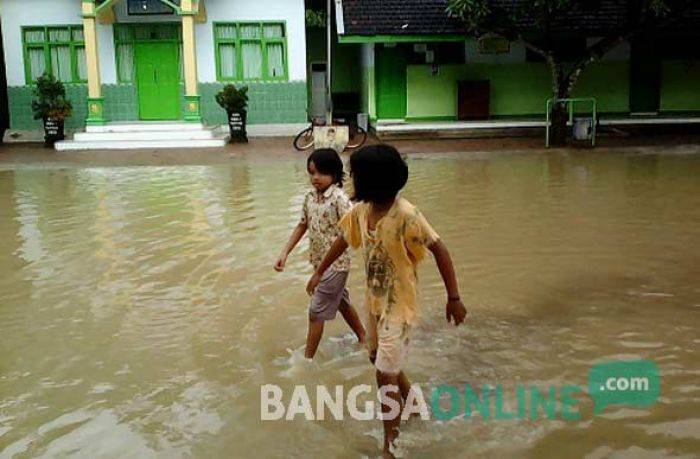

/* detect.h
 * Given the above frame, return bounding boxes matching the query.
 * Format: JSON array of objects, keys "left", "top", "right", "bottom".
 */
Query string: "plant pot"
[
  {"left": 227, "top": 110, "right": 248, "bottom": 143},
  {"left": 43, "top": 116, "right": 65, "bottom": 146}
]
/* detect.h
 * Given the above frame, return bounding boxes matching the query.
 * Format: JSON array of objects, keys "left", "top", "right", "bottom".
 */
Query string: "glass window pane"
[
  {"left": 156, "top": 25, "right": 177, "bottom": 40},
  {"left": 239, "top": 25, "right": 261, "bottom": 39},
  {"left": 49, "top": 28, "right": 71, "bottom": 42},
  {"left": 133, "top": 26, "right": 151, "bottom": 41},
  {"left": 28, "top": 48, "right": 46, "bottom": 82},
  {"left": 216, "top": 25, "right": 236, "bottom": 39},
  {"left": 263, "top": 24, "right": 284, "bottom": 38},
  {"left": 50, "top": 45, "right": 72, "bottom": 81},
  {"left": 76, "top": 46, "right": 87, "bottom": 80},
  {"left": 219, "top": 43, "right": 237, "bottom": 78},
  {"left": 116, "top": 44, "right": 134, "bottom": 82},
  {"left": 241, "top": 42, "right": 262, "bottom": 79},
  {"left": 24, "top": 29, "right": 45, "bottom": 44},
  {"left": 115, "top": 26, "right": 132, "bottom": 42},
  {"left": 72, "top": 28, "right": 84, "bottom": 42},
  {"left": 266, "top": 43, "right": 284, "bottom": 78}
]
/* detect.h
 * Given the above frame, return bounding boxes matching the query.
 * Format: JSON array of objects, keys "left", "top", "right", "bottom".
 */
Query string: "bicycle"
[{"left": 293, "top": 115, "right": 367, "bottom": 151}]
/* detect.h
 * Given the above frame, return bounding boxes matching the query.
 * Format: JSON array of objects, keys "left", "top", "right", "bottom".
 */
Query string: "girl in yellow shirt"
[{"left": 307, "top": 144, "right": 467, "bottom": 457}]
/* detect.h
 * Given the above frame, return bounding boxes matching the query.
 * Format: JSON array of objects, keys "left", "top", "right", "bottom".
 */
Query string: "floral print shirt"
[
  {"left": 339, "top": 198, "right": 440, "bottom": 324},
  {"left": 300, "top": 184, "right": 353, "bottom": 272}
]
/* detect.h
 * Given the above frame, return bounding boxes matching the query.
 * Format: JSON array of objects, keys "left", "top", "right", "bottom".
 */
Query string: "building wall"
[
  {"left": 403, "top": 39, "right": 632, "bottom": 120},
  {"left": 660, "top": 60, "right": 700, "bottom": 111},
  {"left": 196, "top": 0, "right": 307, "bottom": 83},
  {"left": 383, "top": 38, "right": 700, "bottom": 121},
  {"left": 0, "top": 0, "right": 307, "bottom": 132}
]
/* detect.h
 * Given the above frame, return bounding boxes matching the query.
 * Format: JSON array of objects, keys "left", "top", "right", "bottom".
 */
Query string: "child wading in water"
[
  {"left": 275, "top": 148, "right": 365, "bottom": 359},
  {"left": 306, "top": 144, "right": 467, "bottom": 457}
]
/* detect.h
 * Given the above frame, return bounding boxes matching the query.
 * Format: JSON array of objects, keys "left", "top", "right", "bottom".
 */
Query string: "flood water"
[{"left": 0, "top": 148, "right": 699, "bottom": 458}]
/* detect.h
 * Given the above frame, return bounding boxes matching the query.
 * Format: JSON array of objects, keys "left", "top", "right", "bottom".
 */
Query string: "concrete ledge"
[
  {"left": 243, "top": 123, "right": 309, "bottom": 137},
  {"left": 376, "top": 116, "right": 700, "bottom": 140},
  {"left": 74, "top": 129, "right": 220, "bottom": 141},
  {"left": 86, "top": 122, "right": 206, "bottom": 133},
  {"left": 55, "top": 138, "right": 229, "bottom": 151}
]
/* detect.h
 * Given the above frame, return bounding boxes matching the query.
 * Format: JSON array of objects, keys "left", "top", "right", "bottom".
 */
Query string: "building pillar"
[
  {"left": 181, "top": 0, "right": 202, "bottom": 122},
  {"left": 82, "top": 0, "right": 105, "bottom": 125}
]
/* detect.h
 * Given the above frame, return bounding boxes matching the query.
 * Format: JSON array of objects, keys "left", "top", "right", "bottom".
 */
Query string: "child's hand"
[
  {"left": 306, "top": 272, "right": 321, "bottom": 296},
  {"left": 274, "top": 254, "right": 287, "bottom": 272},
  {"left": 446, "top": 299, "right": 467, "bottom": 326}
]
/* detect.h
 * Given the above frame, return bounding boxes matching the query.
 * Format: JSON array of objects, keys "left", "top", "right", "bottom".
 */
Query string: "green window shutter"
[
  {"left": 214, "top": 22, "right": 288, "bottom": 82},
  {"left": 22, "top": 25, "right": 85, "bottom": 84}
]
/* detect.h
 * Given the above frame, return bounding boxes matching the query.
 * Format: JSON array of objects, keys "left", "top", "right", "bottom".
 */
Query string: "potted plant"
[
  {"left": 31, "top": 73, "right": 73, "bottom": 146},
  {"left": 215, "top": 84, "right": 249, "bottom": 143}
]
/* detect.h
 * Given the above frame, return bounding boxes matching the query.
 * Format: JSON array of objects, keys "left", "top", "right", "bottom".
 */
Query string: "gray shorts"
[{"left": 309, "top": 270, "right": 350, "bottom": 321}]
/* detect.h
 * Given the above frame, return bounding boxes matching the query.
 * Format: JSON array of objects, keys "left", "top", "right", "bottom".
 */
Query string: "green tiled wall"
[
  {"left": 200, "top": 81, "right": 308, "bottom": 125},
  {"left": 104, "top": 84, "right": 139, "bottom": 121},
  {"left": 7, "top": 81, "right": 307, "bottom": 130},
  {"left": 8, "top": 84, "right": 88, "bottom": 130}
]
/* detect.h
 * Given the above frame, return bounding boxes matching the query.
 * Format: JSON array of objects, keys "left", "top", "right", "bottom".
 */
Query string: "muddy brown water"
[{"left": 0, "top": 148, "right": 699, "bottom": 458}]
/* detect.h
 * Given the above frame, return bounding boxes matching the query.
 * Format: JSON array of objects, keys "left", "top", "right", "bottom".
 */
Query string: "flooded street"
[{"left": 0, "top": 148, "right": 699, "bottom": 458}]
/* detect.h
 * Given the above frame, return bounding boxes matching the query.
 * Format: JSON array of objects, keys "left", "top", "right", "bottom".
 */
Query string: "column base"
[
  {"left": 86, "top": 97, "right": 106, "bottom": 126},
  {"left": 184, "top": 95, "right": 202, "bottom": 123}
]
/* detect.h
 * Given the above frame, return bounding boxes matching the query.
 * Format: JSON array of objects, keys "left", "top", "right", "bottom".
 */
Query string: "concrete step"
[
  {"left": 74, "top": 128, "right": 219, "bottom": 142},
  {"left": 85, "top": 122, "right": 206, "bottom": 133},
  {"left": 55, "top": 137, "right": 230, "bottom": 151}
]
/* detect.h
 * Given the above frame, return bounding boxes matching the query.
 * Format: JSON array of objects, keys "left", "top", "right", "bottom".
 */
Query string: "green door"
[
  {"left": 376, "top": 46, "right": 407, "bottom": 120},
  {"left": 135, "top": 42, "right": 180, "bottom": 120}
]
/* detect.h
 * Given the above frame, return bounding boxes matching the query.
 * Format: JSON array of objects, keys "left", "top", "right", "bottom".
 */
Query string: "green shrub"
[
  {"left": 215, "top": 84, "right": 249, "bottom": 114},
  {"left": 31, "top": 73, "right": 73, "bottom": 122}
]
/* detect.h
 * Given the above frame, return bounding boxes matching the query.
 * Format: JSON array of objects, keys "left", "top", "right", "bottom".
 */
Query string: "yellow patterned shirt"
[{"left": 338, "top": 198, "right": 440, "bottom": 324}]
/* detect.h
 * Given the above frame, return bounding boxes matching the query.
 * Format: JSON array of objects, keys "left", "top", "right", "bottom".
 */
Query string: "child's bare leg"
[
  {"left": 377, "top": 370, "right": 402, "bottom": 456},
  {"left": 397, "top": 371, "right": 411, "bottom": 402},
  {"left": 338, "top": 301, "right": 366, "bottom": 343},
  {"left": 305, "top": 317, "right": 324, "bottom": 359}
]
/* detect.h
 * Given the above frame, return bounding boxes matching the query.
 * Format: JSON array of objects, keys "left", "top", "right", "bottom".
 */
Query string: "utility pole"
[{"left": 325, "top": 0, "right": 333, "bottom": 125}]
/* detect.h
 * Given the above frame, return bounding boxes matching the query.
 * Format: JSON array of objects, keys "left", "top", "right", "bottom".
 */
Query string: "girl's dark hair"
[
  {"left": 349, "top": 144, "right": 408, "bottom": 203},
  {"left": 307, "top": 148, "right": 344, "bottom": 187}
]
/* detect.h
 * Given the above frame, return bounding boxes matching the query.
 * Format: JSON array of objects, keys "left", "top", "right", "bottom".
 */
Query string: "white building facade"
[{"left": 0, "top": 0, "right": 308, "bottom": 138}]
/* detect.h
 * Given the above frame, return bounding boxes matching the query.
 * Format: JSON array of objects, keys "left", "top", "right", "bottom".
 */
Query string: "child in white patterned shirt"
[{"left": 275, "top": 149, "right": 365, "bottom": 359}]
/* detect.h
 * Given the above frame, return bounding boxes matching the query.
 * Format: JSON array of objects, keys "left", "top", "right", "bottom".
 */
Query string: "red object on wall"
[{"left": 458, "top": 80, "right": 490, "bottom": 120}]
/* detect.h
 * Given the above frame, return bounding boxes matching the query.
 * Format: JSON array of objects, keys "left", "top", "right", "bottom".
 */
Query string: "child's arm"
[
  {"left": 305, "top": 235, "right": 348, "bottom": 294},
  {"left": 274, "top": 222, "right": 307, "bottom": 272},
  {"left": 429, "top": 239, "right": 467, "bottom": 326}
]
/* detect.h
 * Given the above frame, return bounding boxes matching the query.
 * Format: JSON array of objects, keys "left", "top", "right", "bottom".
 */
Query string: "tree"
[{"left": 447, "top": 0, "right": 694, "bottom": 145}]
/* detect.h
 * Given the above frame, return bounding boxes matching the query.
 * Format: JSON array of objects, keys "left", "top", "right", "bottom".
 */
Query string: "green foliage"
[
  {"left": 306, "top": 9, "right": 326, "bottom": 28},
  {"left": 31, "top": 73, "right": 73, "bottom": 121},
  {"left": 215, "top": 84, "right": 249, "bottom": 113}
]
